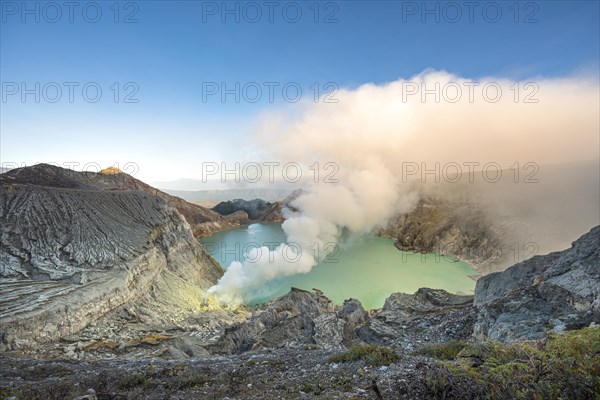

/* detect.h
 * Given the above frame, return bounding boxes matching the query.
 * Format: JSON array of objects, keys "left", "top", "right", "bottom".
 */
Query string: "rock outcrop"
[
  {"left": 0, "top": 165, "right": 225, "bottom": 348},
  {"left": 208, "top": 287, "right": 474, "bottom": 355},
  {"left": 258, "top": 200, "right": 285, "bottom": 222},
  {"left": 379, "top": 197, "right": 508, "bottom": 274},
  {"left": 211, "top": 196, "right": 290, "bottom": 223},
  {"left": 357, "top": 288, "right": 475, "bottom": 351},
  {"left": 212, "top": 198, "right": 272, "bottom": 220},
  {"left": 208, "top": 288, "right": 367, "bottom": 354},
  {"left": 473, "top": 226, "right": 600, "bottom": 342}
]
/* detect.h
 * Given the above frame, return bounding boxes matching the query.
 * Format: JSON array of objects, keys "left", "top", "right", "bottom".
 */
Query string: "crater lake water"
[{"left": 201, "top": 223, "right": 476, "bottom": 309}]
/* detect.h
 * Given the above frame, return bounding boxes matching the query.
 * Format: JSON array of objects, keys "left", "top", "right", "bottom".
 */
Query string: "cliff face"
[
  {"left": 379, "top": 197, "right": 514, "bottom": 274},
  {"left": 473, "top": 226, "right": 600, "bottom": 342},
  {"left": 0, "top": 166, "right": 224, "bottom": 348}
]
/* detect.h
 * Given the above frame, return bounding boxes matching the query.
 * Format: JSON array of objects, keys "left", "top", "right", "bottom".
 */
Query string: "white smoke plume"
[
  {"left": 208, "top": 69, "right": 599, "bottom": 303},
  {"left": 207, "top": 163, "right": 417, "bottom": 303}
]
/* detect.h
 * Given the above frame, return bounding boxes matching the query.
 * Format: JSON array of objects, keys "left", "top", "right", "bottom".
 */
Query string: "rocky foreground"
[{"left": 0, "top": 347, "right": 472, "bottom": 399}]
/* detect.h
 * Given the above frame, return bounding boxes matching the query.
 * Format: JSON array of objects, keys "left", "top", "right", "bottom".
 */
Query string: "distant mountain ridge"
[
  {"left": 212, "top": 198, "right": 272, "bottom": 220},
  {"left": 0, "top": 163, "right": 237, "bottom": 237}
]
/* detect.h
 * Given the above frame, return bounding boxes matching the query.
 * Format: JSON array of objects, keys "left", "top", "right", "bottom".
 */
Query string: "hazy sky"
[{"left": 1, "top": 1, "right": 599, "bottom": 183}]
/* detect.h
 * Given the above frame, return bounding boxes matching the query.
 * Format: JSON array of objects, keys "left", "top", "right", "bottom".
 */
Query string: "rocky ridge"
[
  {"left": 0, "top": 164, "right": 237, "bottom": 237},
  {"left": 0, "top": 166, "right": 226, "bottom": 349},
  {"left": 213, "top": 287, "right": 476, "bottom": 355}
]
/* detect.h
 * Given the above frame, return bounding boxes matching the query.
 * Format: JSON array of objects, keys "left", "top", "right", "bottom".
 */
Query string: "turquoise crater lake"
[{"left": 201, "top": 223, "right": 476, "bottom": 310}]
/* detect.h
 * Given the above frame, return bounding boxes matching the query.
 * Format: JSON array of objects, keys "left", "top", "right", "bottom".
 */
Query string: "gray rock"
[
  {"left": 170, "top": 336, "right": 211, "bottom": 358},
  {"left": 208, "top": 288, "right": 335, "bottom": 354},
  {"left": 0, "top": 165, "right": 224, "bottom": 346},
  {"left": 160, "top": 345, "right": 191, "bottom": 360},
  {"left": 313, "top": 313, "right": 346, "bottom": 349},
  {"left": 357, "top": 288, "right": 475, "bottom": 350},
  {"left": 73, "top": 389, "right": 97, "bottom": 400},
  {"left": 208, "top": 287, "right": 475, "bottom": 355},
  {"left": 212, "top": 198, "right": 272, "bottom": 220},
  {"left": 474, "top": 226, "right": 599, "bottom": 342},
  {"left": 337, "top": 298, "right": 368, "bottom": 326}
]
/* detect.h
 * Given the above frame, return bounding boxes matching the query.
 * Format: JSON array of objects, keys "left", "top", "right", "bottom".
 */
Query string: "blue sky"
[{"left": 1, "top": 0, "right": 599, "bottom": 182}]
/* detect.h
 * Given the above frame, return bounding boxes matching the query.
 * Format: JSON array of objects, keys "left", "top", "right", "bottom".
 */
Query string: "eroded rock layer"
[
  {"left": 0, "top": 179, "right": 224, "bottom": 348},
  {"left": 474, "top": 226, "right": 599, "bottom": 341}
]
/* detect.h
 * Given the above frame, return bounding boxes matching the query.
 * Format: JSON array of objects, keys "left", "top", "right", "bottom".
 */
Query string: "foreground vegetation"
[
  {"left": 416, "top": 326, "right": 600, "bottom": 399},
  {"left": 328, "top": 345, "right": 400, "bottom": 366}
]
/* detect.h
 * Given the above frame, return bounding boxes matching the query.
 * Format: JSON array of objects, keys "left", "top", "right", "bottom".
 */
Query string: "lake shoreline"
[{"left": 201, "top": 222, "right": 477, "bottom": 310}]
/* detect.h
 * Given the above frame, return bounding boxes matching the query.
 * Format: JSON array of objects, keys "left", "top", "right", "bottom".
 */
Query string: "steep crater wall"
[{"left": 0, "top": 183, "right": 223, "bottom": 347}]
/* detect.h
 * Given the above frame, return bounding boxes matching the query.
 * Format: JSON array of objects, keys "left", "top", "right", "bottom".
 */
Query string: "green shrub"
[
  {"left": 423, "top": 367, "right": 453, "bottom": 396},
  {"left": 423, "top": 326, "right": 600, "bottom": 400},
  {"left": 1, "top": 380, "right": 77, "bottom": 400},
  {"left": 117, "top": 373, "right": 157, "bottom": 390},
  {"left": 328, "top": 345, "right": 399, "bottom": 366},
  {"left": 415, "top": 340, "right": 469, "bottom": 360},
  {"left": 177, "top": 373, "right": 210, "bottom": 389}
]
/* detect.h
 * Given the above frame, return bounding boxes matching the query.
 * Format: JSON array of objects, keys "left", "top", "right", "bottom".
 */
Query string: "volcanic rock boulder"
[
  {"left": 473, "top": 225, "right": 600, "bottom": 342},
  {"left": 357, "top": 288, "right": 476, "bottom": 351}
]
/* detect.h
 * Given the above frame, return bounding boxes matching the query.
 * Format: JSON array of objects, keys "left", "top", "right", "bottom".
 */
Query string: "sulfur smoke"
[{"left": 208, "top": 70, "right": 600, "bottom": 303}]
